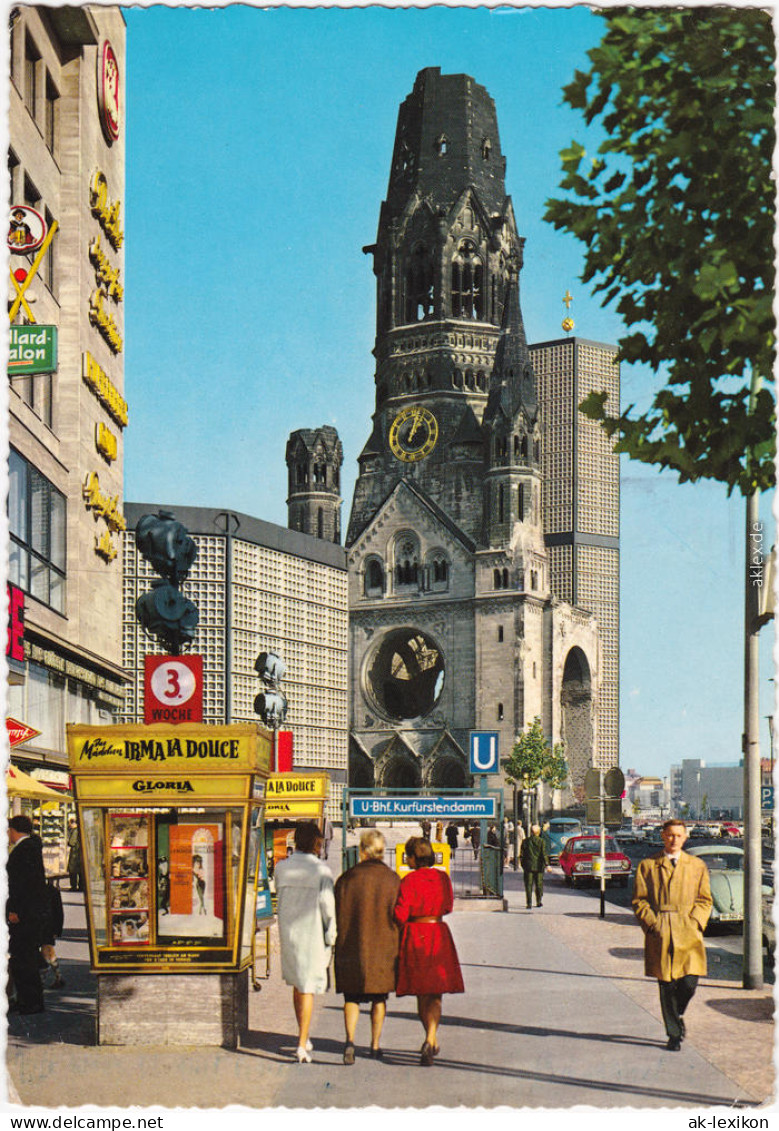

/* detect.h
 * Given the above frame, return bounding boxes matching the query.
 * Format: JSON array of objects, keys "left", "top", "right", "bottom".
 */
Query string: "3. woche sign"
[{"left": 265, "top": 773, "right": 329, "bottom": 819}]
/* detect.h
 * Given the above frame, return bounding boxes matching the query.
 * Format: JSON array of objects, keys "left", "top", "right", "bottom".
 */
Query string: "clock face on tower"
[{"left": 389, "top": 405, "right": 439, "bottom": 463}]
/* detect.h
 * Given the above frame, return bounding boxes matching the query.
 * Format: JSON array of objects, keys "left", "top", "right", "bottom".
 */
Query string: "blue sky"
[{"left": 122, "top": 3, "right": 775, "bottom": 784}]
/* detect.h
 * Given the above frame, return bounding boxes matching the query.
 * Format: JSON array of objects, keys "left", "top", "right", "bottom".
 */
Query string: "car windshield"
[
  {"left": 696, "top": 852, "right": 744, "bottom": 871},
  {"left": 567, "top": 837, "right": 619, "bottom": 853},
  {"left": 550, "top": 821, "right": 580, "bottom": 832}
]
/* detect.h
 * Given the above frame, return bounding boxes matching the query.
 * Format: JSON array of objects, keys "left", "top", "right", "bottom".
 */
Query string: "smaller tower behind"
[{"left": 286, "top": 426, "right": 344, "bottom": 544}]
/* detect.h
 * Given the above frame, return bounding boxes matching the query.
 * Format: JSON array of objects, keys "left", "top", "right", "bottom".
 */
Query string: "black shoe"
[
  {"left": 537, "top": 902, "right": 543, "bottom": 908},
  {"left": 420, "top": 1040, "right": 435, "bottom": 1067},
  {"left": 666, "top": 1036, "right": 682, "bottom": 1051},
  {"left": 526, "top": 904, "right": 532, "bottom": 910},
  {"left": 368, "top": 1047, "right": 383, "bottom": 1059},
  {"left": 343, "top": 1042, "right": 355, "bottom": 1065}
]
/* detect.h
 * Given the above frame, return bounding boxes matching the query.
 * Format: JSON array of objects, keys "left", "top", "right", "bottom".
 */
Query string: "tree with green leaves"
[
  {"left": 504, "top": 717, "right": 568, "bottom": 793},
  {"left": 544, "top": 7, "right": 775, "bottom": 495}
]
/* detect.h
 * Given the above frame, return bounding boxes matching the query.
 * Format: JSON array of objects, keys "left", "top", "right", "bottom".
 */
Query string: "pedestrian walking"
[
  {"left": 468, "top": 821, "right": 480, "bottom": 860},
  {"left": 445, "top": 821, "right": 458, "bottom": 860},
  {"left": 435, "top": 821, "right": 444, "bottom": 844},
  {"left": 334, "top": 829, "right": 400, "bottom": 1064},
  {"left": 520, "top": 823, "right": 549, "bottom": 908},
  {"left": 7, "top": 815, "right": 50, "bottom": 1014},
  {"left": 66, "top": 815, "right": 83, "bottom": 892},
  {"left": 632, "top": 818, "right": 712, "bottom": 1051},
  {"left": 421, "top": 819, "right": 432, "bottom": 840},
  {"left": 274, "top": 821, "right": 336, "bottom": 1062},
  {"left": 394, "top": 836, "right": 464, "bottom": 1066}
]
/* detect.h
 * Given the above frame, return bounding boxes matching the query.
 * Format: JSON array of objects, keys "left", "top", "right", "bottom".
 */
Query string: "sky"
[{"left": 121, "top": 2, "right": 776, "bottom": 785}]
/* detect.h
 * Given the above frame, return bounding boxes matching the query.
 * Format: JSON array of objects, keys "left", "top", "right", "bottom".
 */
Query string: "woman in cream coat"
[{"left": 275, "top": 821, "right": 336, "bottom": 1062}]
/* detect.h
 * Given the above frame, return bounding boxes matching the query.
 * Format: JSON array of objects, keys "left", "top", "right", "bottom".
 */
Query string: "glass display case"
[{"left": 67, "top": 723, "right": 271, "bottom": 973}]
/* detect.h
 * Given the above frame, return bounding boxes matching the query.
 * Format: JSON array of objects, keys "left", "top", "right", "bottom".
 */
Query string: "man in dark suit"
[{"left": 7, "top": 814, "right": 49, "bottom": 1014}]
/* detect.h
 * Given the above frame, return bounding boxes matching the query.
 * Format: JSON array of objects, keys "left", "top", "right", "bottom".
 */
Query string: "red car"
[{"left": 559, "top": 835, "right": 633, "bottom": 888}]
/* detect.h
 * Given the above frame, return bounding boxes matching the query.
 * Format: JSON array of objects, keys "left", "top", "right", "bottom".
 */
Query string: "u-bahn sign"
[{"left": 350, "top": 796, "right": 496, "bottom": 820}]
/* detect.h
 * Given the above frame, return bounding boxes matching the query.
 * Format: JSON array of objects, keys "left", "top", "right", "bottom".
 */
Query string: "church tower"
[
  {"left": 345, "top": 69, "right": 611, "bottom": 799},
  {"left": 286, "top": 426, "right": 343, "bottom": 544}
]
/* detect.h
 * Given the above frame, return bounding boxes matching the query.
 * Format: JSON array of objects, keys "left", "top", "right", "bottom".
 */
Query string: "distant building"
[
  {"left": 670, "top": 758, "right": 744, "bottom": 820},
  {"left": 624, "top": 770, "right": 671, "bottom": 819},
  {"left": 121, "top": 504, "right": 348, "bottom": 818}
]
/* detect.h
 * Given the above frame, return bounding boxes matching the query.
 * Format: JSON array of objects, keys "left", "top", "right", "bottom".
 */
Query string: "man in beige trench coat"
[{"left": 633, "top": 818, "right": 713, "bottom": 1051}]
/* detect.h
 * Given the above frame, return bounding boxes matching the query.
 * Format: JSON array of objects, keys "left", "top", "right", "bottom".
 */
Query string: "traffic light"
[
  {"left": 134, "top": 511, "right": 199, "bottom": 655},
  {"left": 253, "top": 651, "right": 287, "bottom": 728},
  {"left": 136, "top": 580, "right": 199, "bottom": 653},
  {"left": 136, "top": 510, "right": 197, "bottom": 585}
]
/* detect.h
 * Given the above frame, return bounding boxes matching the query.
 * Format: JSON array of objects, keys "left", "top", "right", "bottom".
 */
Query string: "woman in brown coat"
[{"left": 334, "top": 829, "right": 400, "bottom": 1063}]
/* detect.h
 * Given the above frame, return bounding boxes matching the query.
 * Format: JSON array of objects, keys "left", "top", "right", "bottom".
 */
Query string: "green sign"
[{"left": 8, "top": 325, "right": 58, "bottom": 375}]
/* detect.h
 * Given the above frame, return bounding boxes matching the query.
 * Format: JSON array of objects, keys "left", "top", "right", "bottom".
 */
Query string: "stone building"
[
  {"left": 343, "top": 68, "right": 619, "bottom": 802},
  {"left": 7, "top": 6, "right": 127, "bottom": 807}
]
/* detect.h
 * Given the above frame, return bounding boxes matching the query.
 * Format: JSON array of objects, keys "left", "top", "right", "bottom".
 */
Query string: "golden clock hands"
[{"left": 408, "top": 409, "right": 423, "bottom": 441}]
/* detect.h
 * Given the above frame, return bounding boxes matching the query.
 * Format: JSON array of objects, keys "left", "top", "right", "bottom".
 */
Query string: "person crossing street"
[{"left": 520, "top": 823, "right": 549, "bottom": 909}]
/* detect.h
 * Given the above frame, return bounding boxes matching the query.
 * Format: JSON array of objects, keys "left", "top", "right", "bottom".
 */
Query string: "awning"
[{"left": 6, "top": 764, "right": 70, "bottom": 800}]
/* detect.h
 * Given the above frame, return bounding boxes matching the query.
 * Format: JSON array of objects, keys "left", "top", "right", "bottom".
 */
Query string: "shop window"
[{"left": 8, "top": 447, "right": 66, "bottom": 613}]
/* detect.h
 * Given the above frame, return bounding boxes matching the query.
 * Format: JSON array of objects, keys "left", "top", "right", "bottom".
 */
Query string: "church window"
[
  {"left": 432, "top": 556, "right": 448, "bottom": 584},
  {"left": 435, "top": 134, "right": 448, "bottom": 156},
  {"left": 534, "top": 440, "right": 540, "bottom": 462},
  {"left": 314, "top": 463, "right": 327, "bottom": 485},
  {"left": 465, "top": 369, "right": 474, "bottom": 390},
  {"left": 520, "top": 436, "right": 528, "bottom": 460},
  {"left": 296, "top": 463, "right": 307, "bottom": 485},
  {"left": 317, "top": 508, "right": 324, "bottom": 539},
  {"left": 531, "top": 570, "right": 538, "bottom": 590},
  {"left": 394, "top": 536, "right": 420, "bottom": 588},
  {"left": 497, "top": 625, "right": 504, "bottom": 643},
  {"left": 451, "top": 241, "right": 484, "bottom": 319},
  {"left": 498, "top": 484, "right": 505, "bottom": 524},
  {"left": 405, "top": 244, "right": 434, "bottom": 322},
  {"left": 493, "top": 569, "right": 501, "bottom": 590},
  {"left": 365, "top": 558, "right": 384, "bottom": 596},
  {"left": 497, "top": 703, "right": 504, "bottom": 721},
  {"left": 482, "top": 137, "right": 492, "bottom": 160},
  {"left": 518, "top": 486, "right": 524, "bottom": 521},
  {"left": 477, "top": 371, "right": 486, "bottom": 390}
]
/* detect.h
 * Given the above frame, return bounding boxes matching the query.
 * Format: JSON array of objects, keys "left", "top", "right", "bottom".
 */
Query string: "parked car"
[
  {"left": 685, "top": 843, "right": 773, "bottom": 929},
  {"left": 559, "top": 835, "right": 633, "bottom": 888},
  {"left": 719, "top": 823, "right": 741, "bottom": 838},
  {"left": 542, "top": 818, "right": 582, "bottom": 863},
  {"left": 688, "top": 824, "right": 710, "bottom": 839}
]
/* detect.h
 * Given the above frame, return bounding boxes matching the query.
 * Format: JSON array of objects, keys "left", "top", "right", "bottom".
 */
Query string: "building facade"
[
  {"left": 7, "top": 6, "right": 127, "bottom": 802},
  {"left": 531, "top": 337, "right": 620, "bottom": 769},
  {"left": 670, "top": 758, "right": 745, "bottom": 819},
  {"left": 121, "top": 505, "right": 349, "bottom": 817},
  {"left": 343, "top": 68, "right": 618, "bottom": 802}
]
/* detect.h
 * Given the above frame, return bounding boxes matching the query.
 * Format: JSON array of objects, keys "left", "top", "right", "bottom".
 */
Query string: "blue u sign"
[{"left": 470, "top": 731, "right": 499, "bottom": 774}]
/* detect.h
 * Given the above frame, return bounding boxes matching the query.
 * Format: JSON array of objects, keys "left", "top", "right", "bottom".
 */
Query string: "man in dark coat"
[
  {"left": 334, "top": 829, "right": 401, "bottom": 1063},
  {"left": 67, "top": 815, "right": 83, "bottom": 892},
  {"left": 520, "top": 823, "right": 550, "bottom": 909},
  {"left": 7, "top": 815, "right": 49, "bottom": 1013}
]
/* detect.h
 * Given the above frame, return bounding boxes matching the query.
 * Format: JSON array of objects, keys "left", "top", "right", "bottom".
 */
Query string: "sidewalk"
[{"left": 5, "top": 854, "right": 775, "bottom": 1111}]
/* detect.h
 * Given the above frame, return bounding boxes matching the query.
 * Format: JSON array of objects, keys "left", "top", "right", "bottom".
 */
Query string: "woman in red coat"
[{"left": 394, "top": 836, "right": 464, "bottom": 1066}]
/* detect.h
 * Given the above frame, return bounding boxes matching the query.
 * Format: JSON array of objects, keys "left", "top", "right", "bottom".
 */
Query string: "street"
[{"left": 5, "top": 834, "right": 775, "bottom": 1112}]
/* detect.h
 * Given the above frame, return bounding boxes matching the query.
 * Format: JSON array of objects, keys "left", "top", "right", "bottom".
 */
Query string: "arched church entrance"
[
  {"left": 380, "top": 753, "right": 421, "bottom": 790},
  {"left": 428, "top": 755, "right": 469, "bottom": 789},
  {"left": 561, "top": 647, "right": 593, "bottom": 798}
]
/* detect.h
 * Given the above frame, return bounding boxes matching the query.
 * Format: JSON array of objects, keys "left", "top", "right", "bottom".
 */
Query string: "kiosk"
[{"left": 67, "top": 722, "right": 272, "bottom": 1047}]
